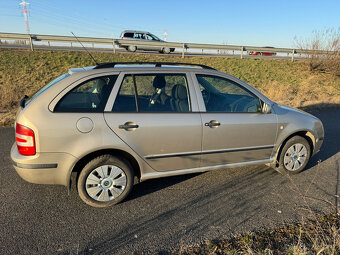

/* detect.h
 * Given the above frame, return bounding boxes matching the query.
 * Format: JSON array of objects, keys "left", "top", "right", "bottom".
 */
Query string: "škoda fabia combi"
[{"left": 11, "top": 62, "right": 324, "bottom": 207}]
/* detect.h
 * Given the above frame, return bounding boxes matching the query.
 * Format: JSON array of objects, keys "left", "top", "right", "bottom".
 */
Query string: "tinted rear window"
[
  {"left": 123, "top": 33, "right": 134, "bottom": 38},
  {"left": 54, "top": 75, "right": 117, "bottom": 112}
]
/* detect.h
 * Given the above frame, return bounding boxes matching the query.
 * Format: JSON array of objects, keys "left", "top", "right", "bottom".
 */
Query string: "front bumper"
[
  {"left": 11, "top": 143, "right": 77, "bottom": 186},
  {"left": 313, "top": 136, "right": 324, "bottom": 156}
]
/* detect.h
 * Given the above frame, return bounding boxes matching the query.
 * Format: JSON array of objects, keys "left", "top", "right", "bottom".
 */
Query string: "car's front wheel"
[
  {"left": 277, "top": 136, "right": 311, "bottom": 174},
  {"left": 77, "top": 155, "right": 134, "bottom": 207}
]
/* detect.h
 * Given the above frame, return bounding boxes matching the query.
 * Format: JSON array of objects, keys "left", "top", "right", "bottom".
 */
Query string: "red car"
[{"left": 249, "top": 47, "right": 277, "bottom": 56}]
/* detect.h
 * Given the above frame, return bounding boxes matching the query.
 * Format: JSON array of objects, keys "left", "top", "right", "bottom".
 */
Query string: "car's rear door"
[
  {"left": 192, "top": 73, "right": 278, "bottom": 167},
  {"left": 104, "top": 71, "right": 202, "bottom": 172}
]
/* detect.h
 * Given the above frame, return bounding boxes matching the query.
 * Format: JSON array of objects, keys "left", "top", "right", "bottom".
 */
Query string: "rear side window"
[
  {"left": 54, "top": 75, "right": 117, "bottom": 112},
  {"left": 123, "top": 32, "right": 134, "bottom": 38},
  {"left": 112, "top": 74, "right": 190, "bottom": 112},
  {"left": 134, "top": 33, "right": 145, "bottom": 40}
]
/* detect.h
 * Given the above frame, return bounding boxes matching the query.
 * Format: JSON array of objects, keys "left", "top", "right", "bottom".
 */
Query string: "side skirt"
[{"left": 140, "top": 158, "right": 274, "bottom": 182}]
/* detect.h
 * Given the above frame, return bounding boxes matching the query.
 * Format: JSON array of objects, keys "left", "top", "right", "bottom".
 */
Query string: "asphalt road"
[
  {"left": 0, "top": 44, "right": 306, "bottom": 60},
  {"left": 0, "top": 109, "right": 339, "bottom": 254}
]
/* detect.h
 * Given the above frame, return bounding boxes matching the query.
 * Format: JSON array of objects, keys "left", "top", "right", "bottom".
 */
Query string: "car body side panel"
[
  {"left": 200, "top": 112, "right": 278, "bottom": 166},
  {"left": 104, "top": 113, "right": 202, "bottom": 171}
]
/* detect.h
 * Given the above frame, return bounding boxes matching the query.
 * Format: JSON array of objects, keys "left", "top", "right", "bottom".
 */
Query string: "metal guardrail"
[{"left": 0, "top": 32, "right": 319, "bottom": 61}]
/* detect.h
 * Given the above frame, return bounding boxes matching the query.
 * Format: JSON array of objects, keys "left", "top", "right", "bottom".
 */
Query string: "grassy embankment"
[{"left": 0, "top": 48, "right": 339, "bottom": 126}]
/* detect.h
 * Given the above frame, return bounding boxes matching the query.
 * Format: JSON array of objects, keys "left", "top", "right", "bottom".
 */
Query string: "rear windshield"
[{"left": 27, "top": 73, "right": 70, "bottom": 104}]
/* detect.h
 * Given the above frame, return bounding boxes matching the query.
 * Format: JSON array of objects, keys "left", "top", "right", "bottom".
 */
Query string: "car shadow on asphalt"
[
  {"left": 303, "top": 106, "right": 340, "bottom": 169},
  {"left": 125, "top": 173, "right": 202, "bottom": 202}
]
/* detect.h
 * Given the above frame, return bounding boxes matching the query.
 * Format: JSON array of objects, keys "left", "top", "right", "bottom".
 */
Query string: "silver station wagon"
[
  {"left": 11, "top": 62, "right": 324, "bottom": 207},
  {"left": 119, "top": 30, "right": 175, "bottom": 54}
]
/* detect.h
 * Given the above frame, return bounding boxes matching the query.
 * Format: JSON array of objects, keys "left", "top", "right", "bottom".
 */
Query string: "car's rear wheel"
[
  {"left": 128, "top": 45, "right": 137, "bottom": 52},
  {"left": 277, "top": 136, "right": 311, "bottom": 174},
  {"left": 162, "top": 47, "right": 171, "bottom": 54},
  {"left": 77, "top": 155, "right": 134, "bottom": 207}
]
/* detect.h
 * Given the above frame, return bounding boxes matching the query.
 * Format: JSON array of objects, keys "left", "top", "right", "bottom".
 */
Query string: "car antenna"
[{"left": 71, "top": 32, "right": 99, "bottom": 65}]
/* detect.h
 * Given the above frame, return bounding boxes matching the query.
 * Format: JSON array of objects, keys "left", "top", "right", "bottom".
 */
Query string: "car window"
[
  {"left": 146, "top": 34, "right": 159, "bottom": 41},
  {"left": 196, "top": 74, "right": 262, "bottom": 113},
  {"left": 54, "top": 75, "right": 117, "bottom": 112},
  {"left": 134, "top": 33, "right": 146, "bottom": 40},
  {"left": 112, "top": 74, "right": 190, "bottom": 112},
  {"left": 123, "top": 32, "right": 134, "bottom": 38}
]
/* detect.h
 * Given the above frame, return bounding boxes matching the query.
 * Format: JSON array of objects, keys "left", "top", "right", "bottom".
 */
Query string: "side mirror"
[{"left": 262, "top": 103, "right": 272, "bottom": 114}]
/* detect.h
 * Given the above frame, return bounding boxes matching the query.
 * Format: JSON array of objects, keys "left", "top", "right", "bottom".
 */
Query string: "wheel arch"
[
  {"left": 273, "top": 130, "right": 315, "bottom": 167},
  {"left": 69, "top": 148, "right": 141, "bottom": 188}
]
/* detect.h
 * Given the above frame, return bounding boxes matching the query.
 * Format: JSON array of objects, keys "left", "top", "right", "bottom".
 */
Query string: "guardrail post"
[
  {"left": 112, "top": 40, "right": 116, "bottom": 54},
  {"left": 240, "top": 47, "right": 243, "bottom": 59},
  {"left": 182, "top": 44, "right": 185, "bottom": 58},
  {"left": 28, "top": 34, "right": 33, "bottom": 51},
  {"left": 291, "top": 49, "right": 295, "bottom": 62}
]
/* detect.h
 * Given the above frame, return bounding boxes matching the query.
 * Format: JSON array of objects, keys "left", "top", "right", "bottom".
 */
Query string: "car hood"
[{"left": 275, "top": 103, "right": 319, "bottom": 120}]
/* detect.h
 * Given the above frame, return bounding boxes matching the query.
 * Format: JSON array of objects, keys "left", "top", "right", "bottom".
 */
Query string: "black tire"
[
  {"left": 277, "top": 136, "right": 311, "bottom": 174},
  {"left": 77, "top": 154, "right": 134, "bottom": 208}
]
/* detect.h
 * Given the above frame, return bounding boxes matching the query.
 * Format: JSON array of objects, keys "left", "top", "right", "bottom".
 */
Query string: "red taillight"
[{"left": 16, "top": 123, "right": 36, "bottom": 156}]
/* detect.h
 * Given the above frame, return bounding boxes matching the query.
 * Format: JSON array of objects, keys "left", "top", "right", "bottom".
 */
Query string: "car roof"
[
  {"left": 122, "top": 30, "right": 151, "bottom": 34},
  {"left": 93, "top": 62, "right": 216, "bottom": 70},
  {"left": 67, "top": 63, "right": 220, "bottom": 79}
]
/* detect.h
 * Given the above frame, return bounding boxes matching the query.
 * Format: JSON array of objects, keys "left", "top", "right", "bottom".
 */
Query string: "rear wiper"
[{"left": 20, "top": 95, "right": 29, "bottom": 108}]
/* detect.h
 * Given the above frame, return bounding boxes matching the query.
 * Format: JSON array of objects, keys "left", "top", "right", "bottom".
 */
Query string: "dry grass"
[
  {"left": 262, "top": 75, "right": 340, "bottom": 108},
  {"left": 295, "top": 28, "right": 340, "bottom": 76},
  {"left": 0, "top": 48, "right": 339, "bottom": 126},
  {"left": 173, "top": 214, "right": 339, "bottom": 255}
]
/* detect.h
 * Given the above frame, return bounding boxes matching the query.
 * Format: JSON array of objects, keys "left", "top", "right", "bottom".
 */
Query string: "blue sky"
[{"left": 0, "top": 0, "right": 339, "bottom": 48}]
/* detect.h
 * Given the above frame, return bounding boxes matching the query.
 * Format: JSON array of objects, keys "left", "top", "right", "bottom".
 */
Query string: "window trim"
[{"left": 111, "top": 72, "right": 193, "bottom": 113}]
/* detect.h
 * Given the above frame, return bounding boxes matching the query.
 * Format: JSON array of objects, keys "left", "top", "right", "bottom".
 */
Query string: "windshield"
[
  {"left": 26, "top": 73, "right": 70, "bottom": 105},
  {"left": 146, "top": 33, "right": 160, "bottom": 41}
]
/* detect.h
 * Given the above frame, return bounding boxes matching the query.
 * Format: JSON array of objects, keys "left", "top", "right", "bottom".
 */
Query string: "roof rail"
[{"left": 94, "top": 62, "right": 216, "bottom": 70}]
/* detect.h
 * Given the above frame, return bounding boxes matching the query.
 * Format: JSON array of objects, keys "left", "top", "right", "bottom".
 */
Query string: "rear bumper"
[{"left": 11, "top": 143, "right": 77, "bottom": 186}]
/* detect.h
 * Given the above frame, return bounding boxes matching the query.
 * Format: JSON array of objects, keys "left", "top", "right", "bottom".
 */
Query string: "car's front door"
[
  {"left": 193, "top": 73, "right": 278, "bottom": 167},
  {"left": 104, "top": 72, "right": 202, "bottom": 172}
]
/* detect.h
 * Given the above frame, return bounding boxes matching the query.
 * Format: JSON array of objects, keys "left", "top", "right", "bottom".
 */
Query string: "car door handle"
[
  {"left": 119, "top": 122, "right": 139, "bottom": 130},
  {"left": 205, "top": 120, "right": 221, "bottom": 128}
]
